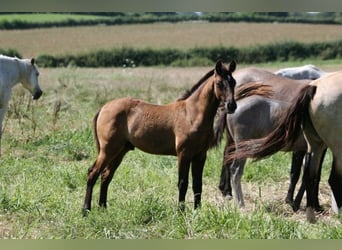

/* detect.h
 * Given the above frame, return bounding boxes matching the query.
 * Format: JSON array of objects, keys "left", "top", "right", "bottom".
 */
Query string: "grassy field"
[
  {"left": 0, "top": 19, "right": 341, "bottom": 238},
  {"left": 0, "top": 65, "right": 341, "bottom": 239},
  {"left": 1, "top": 22, "right": 342, "bottom": 58}
]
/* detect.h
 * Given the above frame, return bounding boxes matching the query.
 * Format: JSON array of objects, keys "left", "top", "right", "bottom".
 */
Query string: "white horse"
[
  {"left": 0, "top": 55, "right": 43, "bottom": 155},
  {"left": 275, "top": 64, "right": 327, "bottom": 80}
]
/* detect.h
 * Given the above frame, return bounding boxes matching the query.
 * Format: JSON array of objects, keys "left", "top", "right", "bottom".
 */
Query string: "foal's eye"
[{"left": 217, "top": 81, "right": 225, "bottom": 89}]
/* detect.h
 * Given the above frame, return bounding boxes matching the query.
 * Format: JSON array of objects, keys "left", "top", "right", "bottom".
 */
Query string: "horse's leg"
[
  {"left": 83, "top": 152, "right": 111, "bottom": 213},
  {"left": 293, "top": 149, "right": 326, "bottom": 212},
  {"left": 177, "top": 154, "right": 191, "bottom": 210},
  {"left": 191, "top": 153, "right": 206, "bottom": 209},
  {"left": 286, "top": 150, "right": 305, "bottom": 210},
  {"left": 0, "top": 107, "right": 7, "bottom": 156},
  {"left": 219, "top": 143, "right": 235, "bottom": 199},
  {"left": 99, "top": 147, "right": 130, "bottom": 208},
  {"left": 328, "top": 155, "right": 342, "bottom": 214},
  {"left": 302, "top": 134, "right": 326, "bottom": 222},
  {"left": 230, "top": 158, "right": 247, "bottom": 207},
  {"left": 311, "top": 148, "right": 326, "bottom": 212}
]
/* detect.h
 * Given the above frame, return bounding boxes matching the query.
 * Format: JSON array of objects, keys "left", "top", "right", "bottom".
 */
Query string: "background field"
[
  {"left": 1, "top": 22, "right": 342, "bottom": 58},
  {"left": 0, "top": 17, "right": 341, "bottom": 238}
]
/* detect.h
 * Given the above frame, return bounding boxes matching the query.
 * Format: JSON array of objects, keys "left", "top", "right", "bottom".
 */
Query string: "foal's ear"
[
  {"left": 215, "top": 60, "right": 224, "bottom": 75},
  {"left": 31, "top": 58, "right": 35, "bottom": 65},
  {"left": 228, "top": 60, "right": 236, "bottom": 73}
]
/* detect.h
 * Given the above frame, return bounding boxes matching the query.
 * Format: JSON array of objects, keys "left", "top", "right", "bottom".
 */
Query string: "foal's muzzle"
[
  {"left": 226, "top": 101, "right": 237, "bottom": 114},
  {"left": 33, "top": 90, "right": 43, "bottom": 100}
]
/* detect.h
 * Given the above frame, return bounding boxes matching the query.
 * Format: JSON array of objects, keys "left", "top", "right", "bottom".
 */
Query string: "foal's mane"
[{"left": 177, "top": 69, "right": 215, "bottom": 101}]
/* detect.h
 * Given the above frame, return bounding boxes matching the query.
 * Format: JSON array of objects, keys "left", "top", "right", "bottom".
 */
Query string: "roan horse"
[
  {"left": 275, "top": 64, "right": 327, "bottom": 80},
  {"left": 225, "top": 71, "right": 342, "bottom": 222},
  {"left": 83, "top": 60, "right": 238, "bottom": 213},
  {"left": 216, "top": 67, "right": 319, "bottom": 209},
  {"left": 0, "top": 55, "right": 43, "bottom": 155}
]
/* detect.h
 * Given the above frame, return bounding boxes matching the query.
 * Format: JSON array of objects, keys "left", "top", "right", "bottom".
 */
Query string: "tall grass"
[{"left": 0, "top": 66, "right": 341, "bottom": 239}]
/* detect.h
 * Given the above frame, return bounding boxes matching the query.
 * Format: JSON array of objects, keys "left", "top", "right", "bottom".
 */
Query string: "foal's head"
[
  {"left": 20, "top": 58, "right": 43, "bottom": 100},
  {"left": 214, "top": 60, "right": 237, "bottom": 114}
]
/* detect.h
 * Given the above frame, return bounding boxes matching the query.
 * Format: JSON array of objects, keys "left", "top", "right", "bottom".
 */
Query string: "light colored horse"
[
  {"left": 226, "top": 72, "right": 342, "bottom": 222},
  {"left": 275, "top": 64, "right": 327, "bottom": 80},
  {"left": 0, "top": 55, "right": 43, "bottom": 155}
]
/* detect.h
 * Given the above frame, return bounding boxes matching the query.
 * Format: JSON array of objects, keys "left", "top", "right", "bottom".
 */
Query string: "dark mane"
[{"left": 177, "top": 69, "right": 215, "bottom": 101}]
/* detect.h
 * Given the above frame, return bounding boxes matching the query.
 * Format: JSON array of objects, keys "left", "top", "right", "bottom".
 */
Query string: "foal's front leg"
[
  {"left": 191, "top": 153, "right": 206, "bottom": 209},
  {"left": 177, "top": 155, "right": 191, "bottom": 210}
]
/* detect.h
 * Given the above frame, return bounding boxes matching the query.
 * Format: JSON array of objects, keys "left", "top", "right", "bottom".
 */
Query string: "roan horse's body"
[
  {"left": 275, "top": 64, "right": 327, "bottom": 80},
  {"left": 217, "top": 67, "right": 315, "bottom": 209},
  {"left": 226, "top": 71, "right": 342, "bottom": 222},
  {"left": 83, "top": 60, "right": 238, "bottom": 213},
  {"left": 0, "top": 55, "right": 43, "bottom": 155}
]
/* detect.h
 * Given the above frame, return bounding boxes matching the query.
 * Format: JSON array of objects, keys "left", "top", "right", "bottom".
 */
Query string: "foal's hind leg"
[
  {"left": 83, "top": 152, "right": 112, "bottom": 213},
  {"left": 99, "top": 147, "right": 130, "bottom": 208}
]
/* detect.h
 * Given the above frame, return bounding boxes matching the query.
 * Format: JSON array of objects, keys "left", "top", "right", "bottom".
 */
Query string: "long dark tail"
[
  {"left": 225, "top": 84, "right": 317, "bottom": 163},
  {"left": 212, "top": 82, "right": 273, "bottom": 147},
  {"left": 93, "top": 111, "right": 100, "bottom": 153}
]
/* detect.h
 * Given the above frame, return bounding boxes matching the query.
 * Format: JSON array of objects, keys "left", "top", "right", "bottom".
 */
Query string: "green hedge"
[
  {"left": 0, "top": 12, "right": 341, "bottom": 30},
  {"left": 0, "top": 48, "right": 21, "bottom": 58},
  {"left": 36, "top": 40, "right": 342, "bottom": 67}
]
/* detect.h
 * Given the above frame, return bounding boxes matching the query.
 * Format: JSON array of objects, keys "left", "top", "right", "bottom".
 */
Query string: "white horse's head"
[{"left": 20, "top": 58, "right": 43, "bottom": 100}]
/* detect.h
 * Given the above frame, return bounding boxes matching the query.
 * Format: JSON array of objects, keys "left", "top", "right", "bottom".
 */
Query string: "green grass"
[{"left": 0, "top": 66, "right": 341, "bottom": 239}]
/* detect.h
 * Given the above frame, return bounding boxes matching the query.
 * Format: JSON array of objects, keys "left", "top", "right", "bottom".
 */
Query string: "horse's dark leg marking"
[
  {"left": 219, "top": 143, "right": 235, "bottom": 198},
  {"left": 328, "top": 157, "right": 342, "bottom": 211},
  {"left": 312, "top": 148, "right": 326, "bottom": 211},
  {"left": 286, "top": 151, "right": 305, "bottom": 209},
  {"left": 293, "top": 149, "right": 326, "bottom": 212}
]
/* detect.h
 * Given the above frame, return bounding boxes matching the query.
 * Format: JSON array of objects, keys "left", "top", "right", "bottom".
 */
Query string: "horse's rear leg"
[
  {"left": 83, "top": 152, "right": 111, "bottom": 213},
  {"left": 293, "top": 149, "right": 326, "bottom": 212},
  {"left": 231, "top": 158, "right": 246, "bottom": 207},
  {"left": 303, "top": 147, "right": 325, "bottom": 223},
  {"left": 286, "top": 151, "right": 305, "bottom": 209},
  {"left": 329, "top": 156, "right": 342, "bottom": 214},
  {"left": 99, "top": 148, "right": 129, "bottom": 208},
  {"left": 219, "top": 144, "right": 235, "bottom": 198},
  {"left": 191, "top": 153, "right": 206, "bottom": 209}
]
